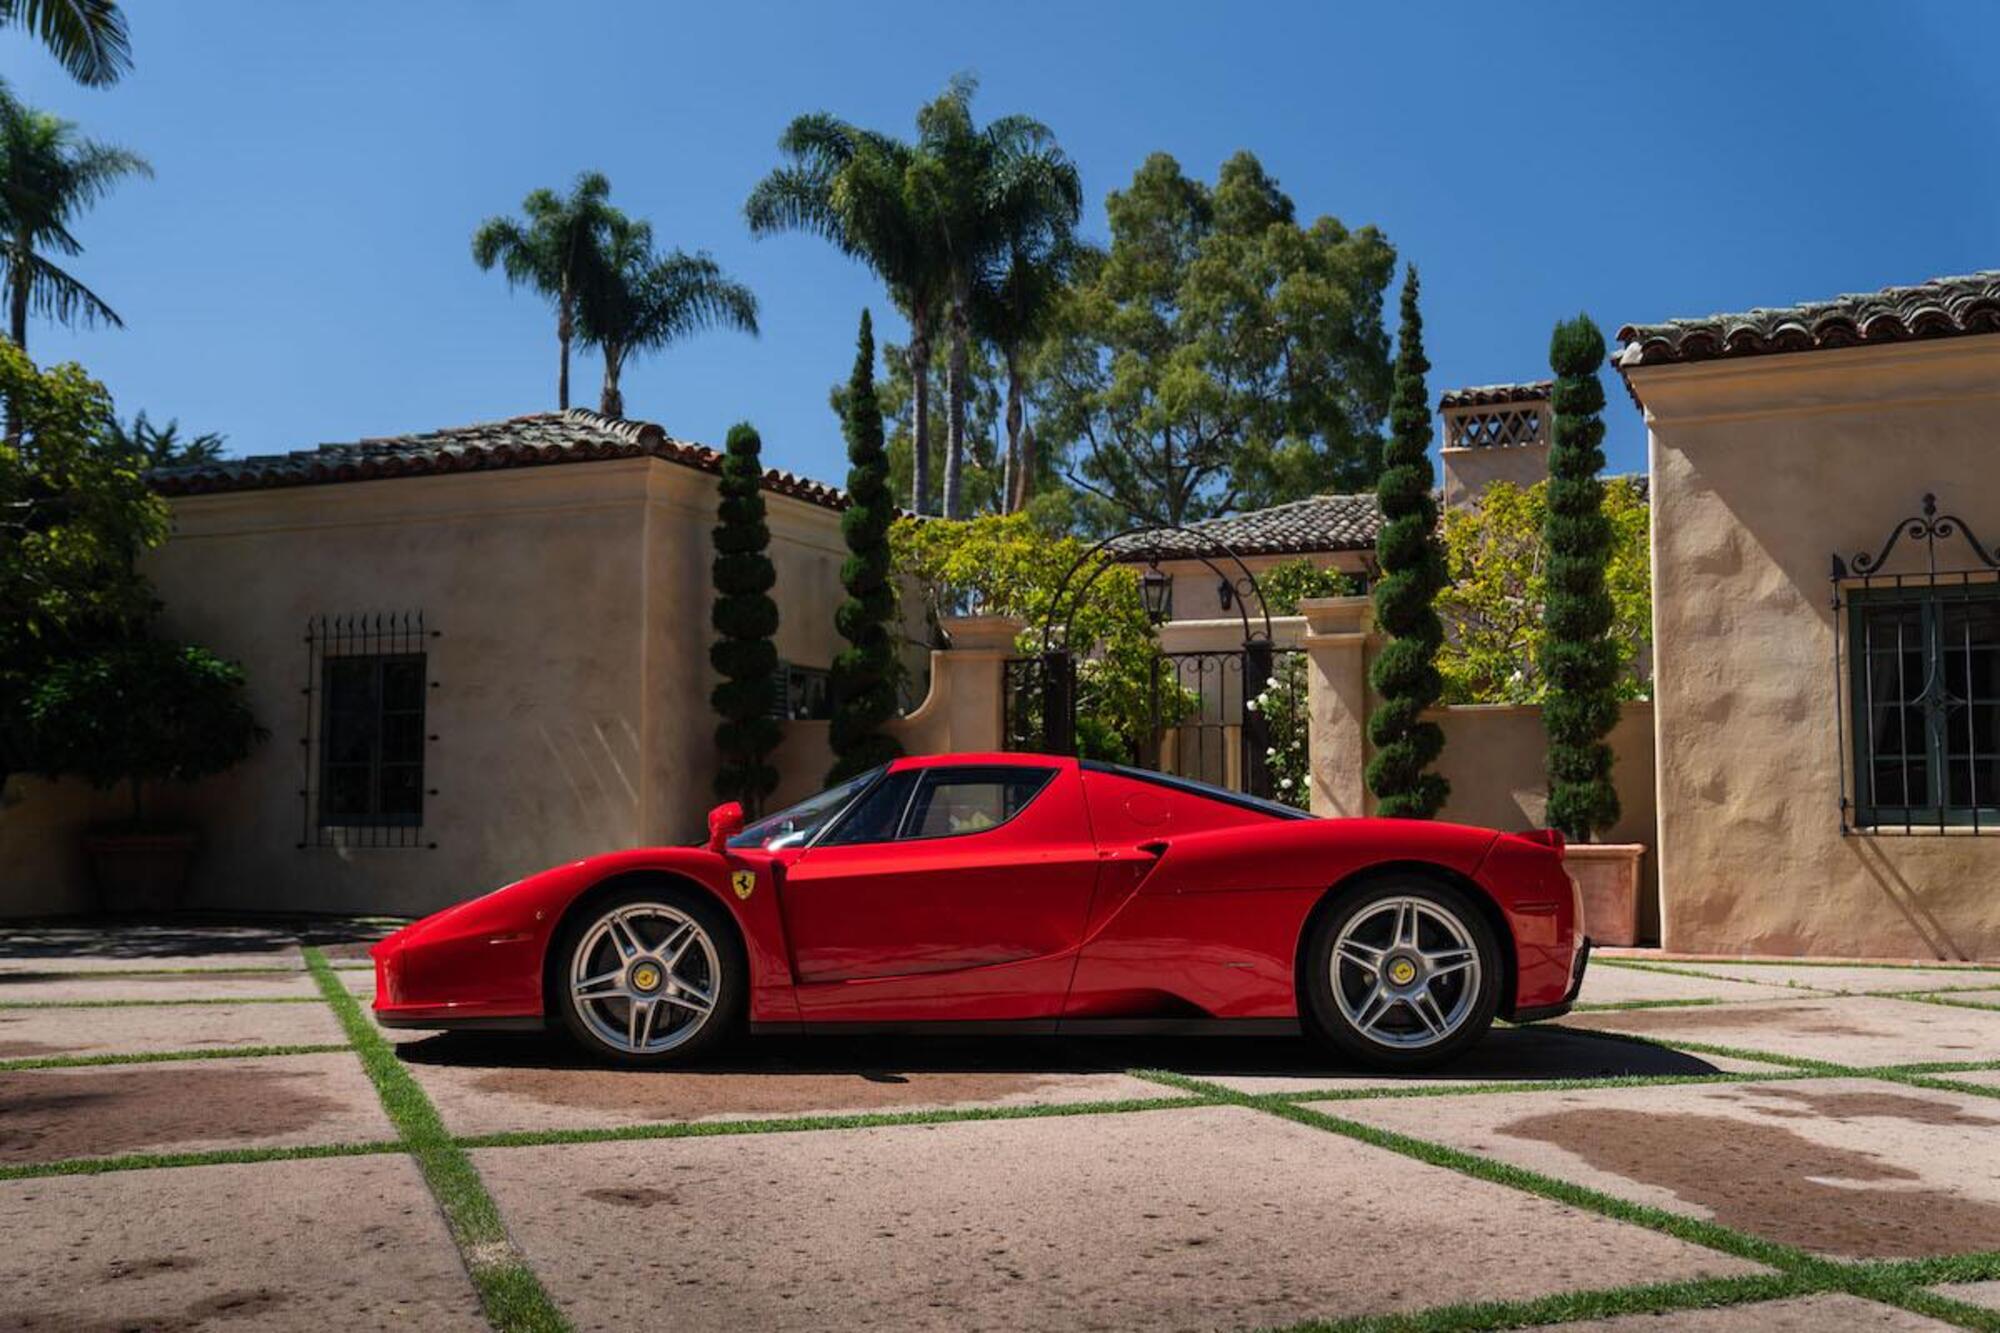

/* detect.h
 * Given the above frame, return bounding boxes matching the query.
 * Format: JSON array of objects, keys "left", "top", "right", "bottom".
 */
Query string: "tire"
[
  {"left": 552, "top": 883, "right": 746, "bottom": 1066},
  {"left": 1303, "top": 877, "right": 1501, "bottom": 1071}
]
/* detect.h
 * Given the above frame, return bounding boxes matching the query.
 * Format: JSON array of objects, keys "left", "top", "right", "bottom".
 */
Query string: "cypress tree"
[
  {"left": 1541, "top": 314, "right": 1621, "bottom": 840},
  {"left": 1366, "top": 266, "right": 1449, "bottom": 818},
  {"left": 828, "top": 311, "right": 905, "bottom": 782},
  {"left": 710, "top": 421, "right": 781, "bottom": 814}
]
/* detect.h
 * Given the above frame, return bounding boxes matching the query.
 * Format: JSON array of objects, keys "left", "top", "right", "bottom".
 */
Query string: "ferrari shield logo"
[{"left": 731, "top": 870, "right": 756, "bottom": 901}]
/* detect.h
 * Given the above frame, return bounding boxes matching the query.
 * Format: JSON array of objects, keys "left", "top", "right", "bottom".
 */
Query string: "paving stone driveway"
[{"left": 2, "top": 922, "right": 1998, "bottom": 1332}]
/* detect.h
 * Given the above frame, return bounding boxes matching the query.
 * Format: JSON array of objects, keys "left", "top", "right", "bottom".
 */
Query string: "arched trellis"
[
  {"left": 1037, "top": 522, "right": 1275, "bottom": 652},
  {"left": 1024, "top": 523, "right": 1281, "bottom": 794}
]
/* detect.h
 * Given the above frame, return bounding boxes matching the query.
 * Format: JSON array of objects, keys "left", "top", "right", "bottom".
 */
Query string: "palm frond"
[
  {"left": 633, "top": 251, "right": 760, "bottom": 349},
  {"left": 59, "top": 139, "right": 150, "bottom": 207},
  {"left": 11, "top": 250, "right": 119, "bottom": 328},
  {"left": 0, "top": 0, "right": 131, "bottom": 87},
  {"left": 746, "top": 165, "right": 833, "bottom": 239}
]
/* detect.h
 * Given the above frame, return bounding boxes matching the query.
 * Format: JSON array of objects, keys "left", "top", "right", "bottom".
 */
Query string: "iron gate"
[{"left": 1004, "top": 642, "right": 1308, "bottom": 802}]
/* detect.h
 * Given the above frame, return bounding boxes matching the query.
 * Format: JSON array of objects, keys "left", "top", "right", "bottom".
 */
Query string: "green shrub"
[
  {"left": 828, "top": 311, "right": 905, "bottom": 783},
  {"left": 26, "top": 638, "right": 264, "bottom": 826},
  {"left": 1366, "top": 267, "right": 1448, "bottom": 818},
  {"left": 710, "top": 422, "right": 781, "bottom": 812},
  {"left": 1541, "top": 314, "right": 1621, "bottom": 840}
]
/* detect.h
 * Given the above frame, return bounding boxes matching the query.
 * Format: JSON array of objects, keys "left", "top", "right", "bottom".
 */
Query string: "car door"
[{"left": 780, "top": 762, "right": 1100, "bottom": 1021}]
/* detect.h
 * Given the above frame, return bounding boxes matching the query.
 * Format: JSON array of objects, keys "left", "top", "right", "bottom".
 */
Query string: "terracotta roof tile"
[
  {"left": 1615, "top": 270, "right": 2000, "bottom": 369},
  {"left": 1110, "top": 473, "right": 1649, "bottom": 563},
  {"left": 148, "top": 409, "right": 848, "bottom": 510},
  {"left": 1438, "top": 381, "right": 1551, "bottom": 409},
  {"left": 1110, "top": 494, "right": 1384, "bottom": 559}
]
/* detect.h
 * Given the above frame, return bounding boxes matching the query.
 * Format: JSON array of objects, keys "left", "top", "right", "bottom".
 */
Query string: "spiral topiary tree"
[
  {"left": 1541, "top": 314, "right": 1621, "bottom": 840},
  {"left": 710, "top": 421, "right": 781, "bottom": 814},
  {"left": 1366, "top": 266, "right": 1449, "bottom": 818},
  {"left": 828, "top": 311, "right": 905, "bottom": 783}
]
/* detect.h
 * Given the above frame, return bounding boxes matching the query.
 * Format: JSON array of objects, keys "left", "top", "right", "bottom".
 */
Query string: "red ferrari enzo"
[{"left": 372, "top": 753, "right": 1588, "bottom": 1070}]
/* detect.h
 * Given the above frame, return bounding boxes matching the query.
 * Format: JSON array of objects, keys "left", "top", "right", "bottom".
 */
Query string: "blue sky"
[{"left": 4, "top": 1, "right": 1996, "bottom": 486}]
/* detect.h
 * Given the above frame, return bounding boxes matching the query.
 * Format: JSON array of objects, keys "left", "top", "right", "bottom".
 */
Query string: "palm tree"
[
  {"left": 107, "top": 410, "right": 225, "bottom": 468},
  {"left": 0, "top": 88, "right": 148, "bottom": 363},
  {"left": 976, "top": 233, "right": 1081, "bottom": 513},
  {"left": 1, "top": 0, "right": 131, "bottom": 86},
  {"left": 471, "top": 172, "right": 620, "bottom": 411},
  {"left": 746, "top": 115, "right": 946, "bottom": 514},
  {"left": 576, "top": 214, "right": 759, "bottom": 418},
  {"left": 913, "top": 77, "right": 1080, "bottom": 519}
]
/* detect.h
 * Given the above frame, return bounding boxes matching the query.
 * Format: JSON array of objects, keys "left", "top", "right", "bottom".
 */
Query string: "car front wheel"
[
  {"left": 1304, "top": 879, "right": 1501, "bottom": 1070},
  {"left": 554, "top": 887, "right": 743, "bottom": 1065}
]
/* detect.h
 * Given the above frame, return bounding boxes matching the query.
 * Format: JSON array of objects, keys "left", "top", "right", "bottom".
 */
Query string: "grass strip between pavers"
[
  {"left": 1893, "top": 992, "right": 2000, "bottom": 1013},
  {"left": 1139, "top": 1068, "right": 2000, "bottom": 1332},
  {"left": 1540, "top": 1022, "right": 1850, "bottom": 1072},
  {"left": 0, "top": 995, "right": 326, "bottom": 1009},
  {"left": 1132, "top": 1063, "right": 2000, "bottom": 1332},
  {"left": 1569, "top": 997, "right": 1727, "bottom": 1012},
  {"left": 0, "top": 1139, "right": 404, "bottom": 1182},
  {"left": 0, "top": 965, "right": 308, "bottom": 978},
  {"left": 0, "top": 1041, "right": 352, "bottom": 1072},
  {"left": 1261, "top": 1067, "right": 1821, "bottom": 1104},
  {"left": 1264, "top": 1272, "right": 1818, "bottom": 1333},
  {"left": 1133, "top": 1068, "right": 1823, "bottom": 1273},
  {"left": 454, "top": 1092, "right": 1204, "bottom": 1152},
  {"left": 305, "top": 947, "right": 570, "bottom": 1333},
  {"left": 1596, "top": 955, "right": 2000, "bottom": 975},
  {"left": 1875, "top": 1058, "right": 2000, "bottom": 1075},
  {"left": 1866, "top": 1069, "right": 2000, "bottom": 1103}
]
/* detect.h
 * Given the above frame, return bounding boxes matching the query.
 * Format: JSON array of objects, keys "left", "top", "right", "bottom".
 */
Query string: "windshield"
[{"left": 727, "top": 767, "right": 883, "bottom": 850}]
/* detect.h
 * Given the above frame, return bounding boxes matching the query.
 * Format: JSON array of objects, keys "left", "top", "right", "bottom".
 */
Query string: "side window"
[
  {"left": 817, "top": 770, "right": 919, "bottom": 846},
  {"left": 901, "top": 768, "right": 1055, "bottom": 840}
]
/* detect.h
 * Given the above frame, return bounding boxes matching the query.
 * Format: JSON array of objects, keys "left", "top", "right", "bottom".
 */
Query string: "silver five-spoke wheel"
[
  {"left": 1329, "top": 895, "right": 1483, "bottom": 1050},
  {"left": 568, "top": 902, "right": 720, "bottom": 1056}
]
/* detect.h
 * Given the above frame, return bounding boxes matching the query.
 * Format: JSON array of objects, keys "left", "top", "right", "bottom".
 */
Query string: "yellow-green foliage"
[
  {"left": 1435, "top": 478, "right": 1650, "bottom": 704},
  {"left": 1256, "top": 557, "right": 1354, "bottom": 614},
  {"left": 890, "top": 511, "right": 1175, "bottom": 759}
]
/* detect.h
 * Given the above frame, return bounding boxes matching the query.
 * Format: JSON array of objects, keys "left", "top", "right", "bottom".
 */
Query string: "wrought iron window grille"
[
  {"left": 299, "top": 611, "right": 440, "bottom": 849},
  {"left": 1831, "top": 494, "right": 2000, "bottom": 836}
]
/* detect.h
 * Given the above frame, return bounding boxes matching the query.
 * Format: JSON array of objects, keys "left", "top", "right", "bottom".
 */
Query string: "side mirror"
[{"left": 707, "top": 802, "right": 745, "bottom": 852}]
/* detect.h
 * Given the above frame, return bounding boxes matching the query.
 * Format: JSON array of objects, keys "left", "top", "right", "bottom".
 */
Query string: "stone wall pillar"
[
  {"left": 1299, "top": 595, "right": 1376, "bottom": 818},
  {"left": 884, "top": 614, "right": 1025, "bottom": 756}
]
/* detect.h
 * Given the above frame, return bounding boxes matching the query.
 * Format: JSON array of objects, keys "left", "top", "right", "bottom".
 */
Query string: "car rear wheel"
[
  {"left": 554, "top": 886, "right": 743, "bottom": 1065},
  {"left": 1304, "top": 878, "right": 1500, "bottom": 1071}
]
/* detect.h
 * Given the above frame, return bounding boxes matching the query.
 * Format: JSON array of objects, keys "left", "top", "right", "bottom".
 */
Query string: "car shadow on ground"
[
  {"left": 392, "top": 1022, "right": 1733, "bottom": 1084},
  {"left": 0, "top": 914, "right": 399, "bottom": 962}
]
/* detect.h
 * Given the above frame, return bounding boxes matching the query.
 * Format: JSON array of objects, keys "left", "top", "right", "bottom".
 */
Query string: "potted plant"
[
  {"left": 1540, "top": 314, "right": 1646, "bottom": 947},
  {"left": 25, "top": 637, "right": 264, "bottom": 913}
]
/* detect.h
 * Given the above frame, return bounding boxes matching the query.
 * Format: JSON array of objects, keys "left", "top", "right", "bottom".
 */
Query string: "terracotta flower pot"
[
  {"left": 1565, "top": 842, "right": 1646, "bottom": 947},
  {"left": 82, "top": 830, "right": 199, "bottom": 914}
]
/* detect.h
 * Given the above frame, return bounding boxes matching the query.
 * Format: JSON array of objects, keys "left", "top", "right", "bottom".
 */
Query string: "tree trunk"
[
  {"left": 942, "top": 293, "right": 970, "bottom": 520},
  {"left": 909, "top": 323, "right": 932, "bottom": 515},
  {"left": 1003, "top": 349, "right": 1024, "bottom": 512},
  {"left": 128, "top": 775, "right": 143, "bottom": 828},
  {"left": 8, "top": 263, "right": 26, "bottom": 351},
  {"left": 1019, "top": 421, "right": 1038, "bottom": 512},
  {"left": 557, "top": 285, "right": 573, "bottom": 411},
  {"left": 599, "top": 345, "right": 623, "bottom": 417},
  {"left": 5, "top": 260, "right": 26, "bottom": 443}
]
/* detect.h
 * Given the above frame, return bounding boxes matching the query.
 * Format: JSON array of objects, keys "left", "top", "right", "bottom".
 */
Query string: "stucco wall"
[
  {"left": 1442, "top": 442, "right": 1549, "bottom": 509},
  {"left": 0, "top": 457, "right": 850, "bottom": 918},
  {"left": 1431, "top": 702, "right": 1660, "bottom": 941},
  {"left": 1635, "top": 337, "right": 2000, "bottom": 960},
  {"left": 1155, "top": 551, "right": 1372, "bottom": 625}
]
